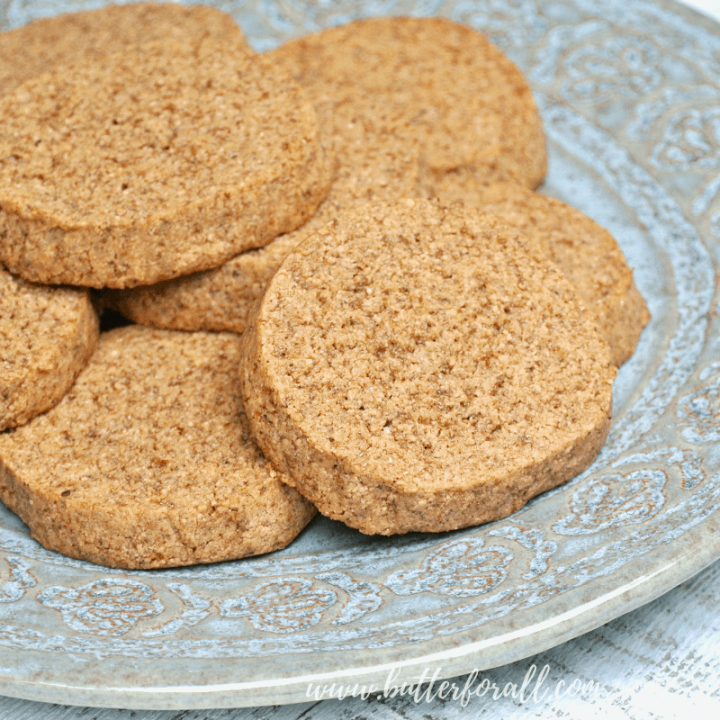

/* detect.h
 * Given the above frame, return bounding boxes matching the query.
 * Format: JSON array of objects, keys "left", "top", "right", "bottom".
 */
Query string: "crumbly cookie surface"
[
  {"left": 0, "top": 266, "right": 98, "bottom": 431},
  {"left": 0, "top": 326, "right": 315, "bottom": 569},
  {"left": 0, "top": 39, "right": 331, "bottom": 288},
  {"left": 109, "top": 116, "right": 421, "bottom": 333},
  {"left": 0, "top": 2, "right": 253, "bottom": 97},
  {"left": 435, "top": 182, "right": 650, "bottom": 366},
  {"left": 241, "top": 199, "right": 616, "bottom": 535},
  {"left": 270, "top": 16, "right": 546, "bottom": 188}
]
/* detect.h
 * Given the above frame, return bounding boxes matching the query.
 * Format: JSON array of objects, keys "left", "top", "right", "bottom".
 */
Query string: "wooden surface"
[
  {"left": 1, "top": 553, "right": 719, "bottom": 718},
  {"left": 678, "top": 0, "right": 720, "bottom": 18}
]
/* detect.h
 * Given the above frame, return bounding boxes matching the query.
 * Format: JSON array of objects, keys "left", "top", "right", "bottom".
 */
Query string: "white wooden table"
[{"left": 2, "top": 1, "right": 720, "bottom": 717}]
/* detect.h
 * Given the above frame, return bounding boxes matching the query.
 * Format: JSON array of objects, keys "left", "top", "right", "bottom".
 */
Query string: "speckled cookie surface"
[
  {"left": 434, "top": 182, "right": 651, "bottom": 366},
  {"left": 0, "top": 266, "right": 98, "bottom": 431},
  {"left": 241, "top": 199, "right": 616, "bottom": 536},
  {"left": 0, "top": 39, "right": 331, "bottom": 288},
  {"left": 0, "top": 2, "right": 253, "bottom": 97},
  {"left": 108, "top": 118, "right": 420, "bottom": 334},
  {"left": 0, "top": 326, "right": 315, "bottom": 569},
  {"left": 269, "top": 16, "right": 546, "bottom": 189}
]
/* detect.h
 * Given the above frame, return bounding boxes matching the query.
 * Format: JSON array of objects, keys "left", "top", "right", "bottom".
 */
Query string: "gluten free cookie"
[
  {"left": 0, "top": 326, "right": 315, "bottom": 569},
  {"left": 434, "top": 182, "right": 650, "bottom": 366},
  {"left": 0, "top": 2, "right": 253, "bottom": 97},
  {"left": 0, "top": 39, "right": 331, "bottom": 288},
  {"left": 270, "top": 16, "right": 546, "bottom": 189},
  {"left": 241, "top": 199, "right": 616, "bottom": 536},
  {"left": 0, "top": 267, "right": 98, "bottom": 431},
  {"left": 108, "top": 118, "right": 421, "bottom": 334}
]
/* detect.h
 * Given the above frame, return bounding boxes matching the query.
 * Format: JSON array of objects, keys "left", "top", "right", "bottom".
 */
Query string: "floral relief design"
[
  {"left": 612, "top": 447, "right": 705, "bottom": 491},
  {"left": 220, "top": 578, "right": 337, "bottom": 633},
  {"left": 0, "top": 557, "right": 36, "bottom": 603},
  {"left": 487, "top": 523, "right": 556, "bottom": 580},
  {"left": 553, "top": 470, "right": 667, "bottom": 536},
  {"left": 316, "top": 572, "right": 383, "bottom": 625},
  {"left": 678, "top": 380, "right": 720, "bottom": 445},
  {"left": 562, "top": 36, "right": 662, "bottom": 103},
  {"left": 449, "top": 0, "right": 548, "bottom": 52},
  {"left": 37, "top": 579, "right": 164, "bottom": 636},
  {"left": 385, "top": 538, "right": 513, "bottom": 597},
  {"left": 651, "top": 107, "right": 720, "bottom": 172},
  {"left": 626, "top": 86, "right": 720, "bottom": 141},
  {"left": 142, "top": 583, "right": 212, "bottom": 638},
  {"left": 643, "top": 104, "right": 720, "bottom": 216}
]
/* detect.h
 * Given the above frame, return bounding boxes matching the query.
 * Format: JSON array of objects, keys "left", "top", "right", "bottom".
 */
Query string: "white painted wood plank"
[{"left": 676, "top": 0, "right": 720, "bottom": 21}]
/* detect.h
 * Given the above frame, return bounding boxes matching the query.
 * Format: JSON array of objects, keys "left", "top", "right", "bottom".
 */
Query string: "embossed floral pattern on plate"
[{"left": 0, "top": 0, "right": 720, "bottom": 710}]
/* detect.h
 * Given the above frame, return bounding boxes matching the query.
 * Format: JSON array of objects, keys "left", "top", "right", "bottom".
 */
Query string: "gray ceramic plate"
[{"left": 2, "top": 0, "right": 720, "bottom": 710}]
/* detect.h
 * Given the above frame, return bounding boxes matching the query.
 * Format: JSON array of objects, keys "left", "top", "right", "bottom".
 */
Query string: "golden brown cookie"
[
  {"left": 0, "top": 326, "right": 316, "bottom": 569},
  {"left": 0, "top": 2, "right": 253, "bottom": 97},
  {"left": 269, "top": 16, "right": 546, "bottom": 188},
  {"left": 0, "top": 266, "right": 98, "bottom": 431},
  {"left": 107, "top": 117, "right": 421, "bottom": 334},
  {"left": 433, "top": 181, "right": 650, "bottom": 366},
  {"left": 241, "top": 199, "right": 616, "bottom": 536},
  {"left": 0, "top": 39, "right": 331, "bottom": 288}
]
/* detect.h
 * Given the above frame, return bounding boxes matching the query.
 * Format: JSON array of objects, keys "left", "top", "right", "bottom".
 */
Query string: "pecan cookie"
[
  {"left": 0, "top": 326, "right": 315, "bottom": 569},
  {"left": 0, "top": 2, "right": 253, "bottom": 97},
  {"left": 0, "top": 39, "right": 331, "bottom": 288},
  {"left": 0, "top": 267, "right": 98, "bottom": 431},
  {"left": 108, "top": 119, "right": 420, "bottom": 333},
  {"left": 241, "top": 200, "right": 615, "bottom": 535},
  {"left": 270, "top": 16, "right": 546, "bottom": 188},
  {"left": 434, "top": 182, "right": 650, "bottom": 366}
]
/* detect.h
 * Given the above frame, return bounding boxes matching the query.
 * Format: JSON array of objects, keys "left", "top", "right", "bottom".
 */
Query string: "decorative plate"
[{"left": 1, "top": 0, "right": 720, "bottom": 710}]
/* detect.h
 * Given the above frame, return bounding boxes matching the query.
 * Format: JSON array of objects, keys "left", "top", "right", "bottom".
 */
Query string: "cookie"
[
  {"left": 107, "top": 118, "right": 421, "bottom": 334},
  {"left": 241, "top": 199, "right": 616, "bottom": 536},
  {"left": 269, "top": 16, "right": 546, "bottom": 188},
  {"left": 434, "top": 182, "right": 650, "bottom": 366},
  {"left": 0, "top": 39, "right": 332, "bottom": 288},
  {"left": 0, "top": 267, "right": 98, "bottom": 431},
  {"left": 0, "top": 326, "right": 316, "bottom": 569},
  {"left": 0, "top": 2, "right": 253, "bottom": 97}
]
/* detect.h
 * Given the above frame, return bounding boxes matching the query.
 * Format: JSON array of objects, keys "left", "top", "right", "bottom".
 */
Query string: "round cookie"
[
  {"left": 0, "top": 326, "right": 316, "bottom": 569},
  {"left": 107, "top": 119, "right": 421, "bottom": 334},
  {"left": 0, "top": 266, "right": 98, "bottom": 431},
  {"left": 0, "top": 2, "right": 253, "bottom": 98},
  {"left": 241, "top": 199, "right": 616, "bottom": 536},
  {"left": 0, "top": 39, "right": 332, "bottom": 288},
  {"left": 433, "top": 182, "right": 650, "bottom": 366},
  {"left": 269, "top": 16, "right": 546, "bottom": 188}
]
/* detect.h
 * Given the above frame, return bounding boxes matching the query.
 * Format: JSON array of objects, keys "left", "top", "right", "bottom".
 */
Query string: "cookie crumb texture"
[
  {"left": 0, "top": 327, "right": 315, "bottom": 569},
  {"left": 436, "top": 182, "right": 651, "bottom": 366},
  {"left": 0, "top": 39, "right": 331, "bottom": 288},
  {"left": 108, "top": 121, "right": 420, "bottom": 334},
  {"left": 270, "top": 16, "right": 546, "bottom": 188},
  {"left": 0, "top": 267, "right": 98, "bottom": 431},
  {"left": 242, "top": 200, "right": 616, "bottom": 535},
  {"left": 0, "top": 3, "right": 253, "bottom": 97}
]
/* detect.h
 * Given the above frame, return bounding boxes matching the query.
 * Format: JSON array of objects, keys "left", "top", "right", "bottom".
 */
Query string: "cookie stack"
[
  {"left": 0, "top": 3, "right": 326, "bottom": 568},
  {"left": 0, "top": 5, "right": 648, "bottom": 568}
]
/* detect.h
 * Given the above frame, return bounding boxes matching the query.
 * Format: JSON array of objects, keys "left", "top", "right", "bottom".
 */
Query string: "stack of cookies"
[{"left": 0, "top": 4, "right": 649, "bottom": 569}]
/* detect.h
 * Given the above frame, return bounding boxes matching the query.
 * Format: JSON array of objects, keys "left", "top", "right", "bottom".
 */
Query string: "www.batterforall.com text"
[{"left": 306, "top": 664, "right": 601, "bottom": 706}]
